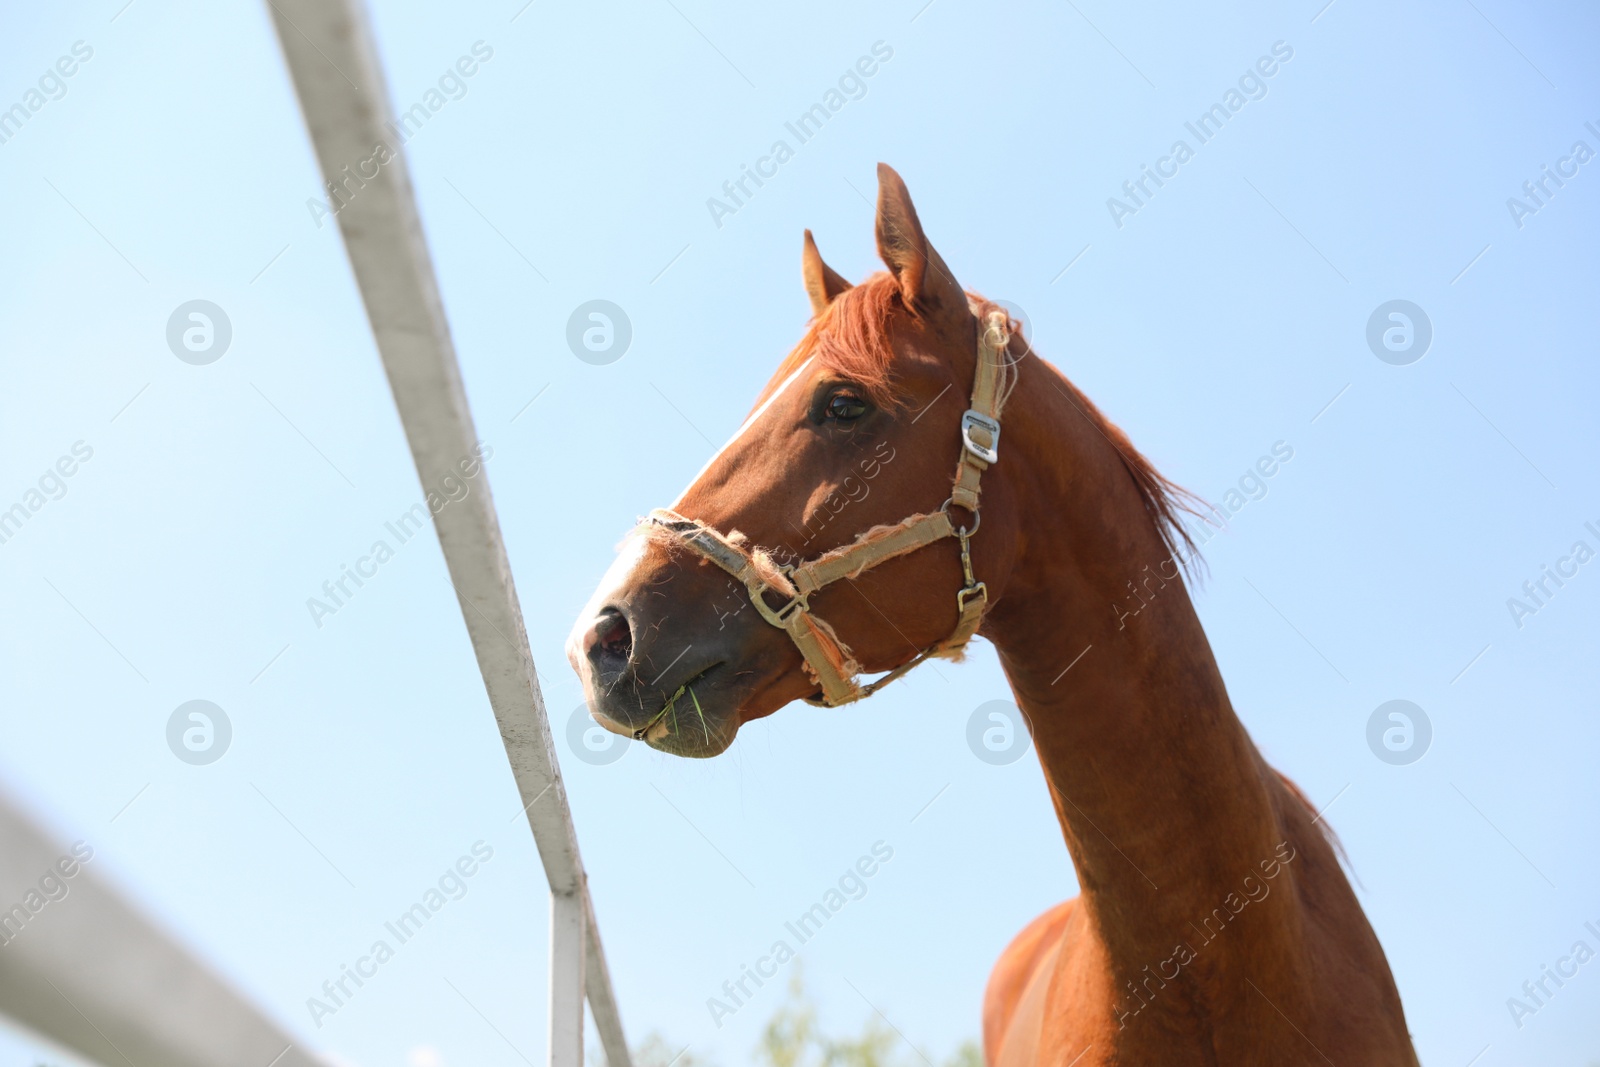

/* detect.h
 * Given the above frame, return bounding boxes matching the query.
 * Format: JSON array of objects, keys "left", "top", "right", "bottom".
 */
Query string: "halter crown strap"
[
  {"left": 951, "top": 314, "right": 1008, "bottom": 513},
  {"left": 643, "top": 307, "right": 1013, "bottom": 708}
]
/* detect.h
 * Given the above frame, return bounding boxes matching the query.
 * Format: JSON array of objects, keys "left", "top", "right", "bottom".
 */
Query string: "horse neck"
[{"left": 981, "top": 360, "right": 1300, "bottom": 971}]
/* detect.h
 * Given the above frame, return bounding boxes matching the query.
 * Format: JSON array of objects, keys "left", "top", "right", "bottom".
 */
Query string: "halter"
[{"left": 641, "top": 307, "right": 1015, "bottom": 709}]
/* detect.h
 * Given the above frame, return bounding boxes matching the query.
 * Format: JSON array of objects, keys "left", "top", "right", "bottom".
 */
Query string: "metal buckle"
[
  {"left": 961, "top": 409, "right": 1000, "bottom": 465},
  {"left": 956, "top": 582, "right": 988, "bottom": 614},
  {"left": 750, "top": 580, "right": 808, "bottom": 627}
]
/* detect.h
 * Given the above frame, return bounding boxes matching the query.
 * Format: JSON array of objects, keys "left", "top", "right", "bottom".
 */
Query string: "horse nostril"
[{"left": 584, "top": 608, "right": 633, "bottom": 666}]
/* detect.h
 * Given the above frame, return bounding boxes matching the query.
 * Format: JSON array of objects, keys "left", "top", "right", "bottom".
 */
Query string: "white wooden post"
[
  {"left": 264, "top": 3, "right": 634, "bottom": 1064},
  {"left": 550, "top": 891, "right": 587, "bottom": 1067}
]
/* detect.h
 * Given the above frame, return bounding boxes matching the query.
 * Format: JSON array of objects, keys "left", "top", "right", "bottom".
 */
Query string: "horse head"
[{"left": 568, "top": 164, "right": 1027, "bottom": 756}]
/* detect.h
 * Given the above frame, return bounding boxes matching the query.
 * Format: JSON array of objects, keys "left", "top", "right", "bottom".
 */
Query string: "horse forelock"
[{"left": 753, "top": 273, "right": 902, "bottom": 413}]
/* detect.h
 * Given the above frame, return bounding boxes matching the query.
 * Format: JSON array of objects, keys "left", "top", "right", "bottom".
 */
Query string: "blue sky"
[{"left": 1, "top": 0, "right": 1597, "bottom": 1065}]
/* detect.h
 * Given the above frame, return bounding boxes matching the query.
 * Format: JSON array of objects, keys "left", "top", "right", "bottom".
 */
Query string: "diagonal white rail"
[
  {"left": 0, "top": 792, "right": 327, "bottom": 1067},
  {"left": 263, "top": 3, "right": 630, "bottom": 1066}
]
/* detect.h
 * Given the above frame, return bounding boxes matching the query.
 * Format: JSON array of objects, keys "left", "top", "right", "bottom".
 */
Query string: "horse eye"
[{"left": 825, "top": 391, "right": 868, "bottom": 422}]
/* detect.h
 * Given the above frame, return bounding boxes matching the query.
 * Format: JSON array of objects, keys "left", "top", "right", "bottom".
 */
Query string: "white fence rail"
[
  {"left": 0, "top": 5, "right": 630, "bottom": 1067},
  {"left": 0, "top": 793, "right": 326, "bottom": 1067},
  {"left": 263, "top": 3, "right": 631, "bottom": 1067}
]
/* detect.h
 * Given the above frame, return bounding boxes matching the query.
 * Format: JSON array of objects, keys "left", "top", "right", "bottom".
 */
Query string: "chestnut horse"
[{"left": 568, "top": 165, "right": 1418, "bottom": 1066}]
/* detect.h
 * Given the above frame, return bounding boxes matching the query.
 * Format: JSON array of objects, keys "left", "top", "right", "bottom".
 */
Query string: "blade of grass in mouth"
[
  {"left": 631, "top": 678, "right": 710, "bottom": 745},
  {"left": 633, "top": 682, "right": 685, "bottom": 741},
  {"left": 689, "top": 687, "right": 709, "bottom": 744}
]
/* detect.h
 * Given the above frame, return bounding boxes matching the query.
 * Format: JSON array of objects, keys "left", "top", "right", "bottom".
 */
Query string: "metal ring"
[{"left": 939, "top": 497, "right": 981, "bottom": 535}]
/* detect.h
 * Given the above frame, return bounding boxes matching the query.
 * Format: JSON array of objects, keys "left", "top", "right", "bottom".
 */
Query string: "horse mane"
[
  {"left": 1274, "top": 769, "right": 1354, "bottom": 878},
  {"left": 1041, "top": 364, "right": 1211, "bottom": 576},
  {"left": 759, "top": 272, "right": 1211, "bottom": 575}
]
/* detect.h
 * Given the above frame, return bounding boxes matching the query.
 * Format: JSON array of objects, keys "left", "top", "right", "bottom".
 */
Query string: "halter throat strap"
[{"left": 643, "top": 307, "right": 1013, "bottom": 707}]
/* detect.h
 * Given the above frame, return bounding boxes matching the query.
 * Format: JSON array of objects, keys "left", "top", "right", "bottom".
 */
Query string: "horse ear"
[
  {"left": 802, "top": 229, "right": 851, "bottom": 316},
  {"left": 874, "top": 163, "right": 966, "bottom": 327}
]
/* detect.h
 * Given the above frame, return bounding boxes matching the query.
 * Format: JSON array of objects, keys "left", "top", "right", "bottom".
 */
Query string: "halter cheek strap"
[{"left": 642, "top": 307, "right": 1014, "bottom": 708}]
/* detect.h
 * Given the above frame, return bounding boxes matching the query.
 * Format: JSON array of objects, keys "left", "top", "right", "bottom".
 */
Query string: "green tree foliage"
[{"left": 633, "top": 967, "right": 980, "bottom": 1067}]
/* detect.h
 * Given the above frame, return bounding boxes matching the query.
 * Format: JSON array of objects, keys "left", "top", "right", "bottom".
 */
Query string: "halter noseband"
[{"left": 642, "top": 307, "right": 1014, "bottom": 708}]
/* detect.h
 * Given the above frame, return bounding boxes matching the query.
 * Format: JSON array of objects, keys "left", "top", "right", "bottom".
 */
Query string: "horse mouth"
[{"left": 634, "top": 663, "right": 724, "bottom": 744}]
